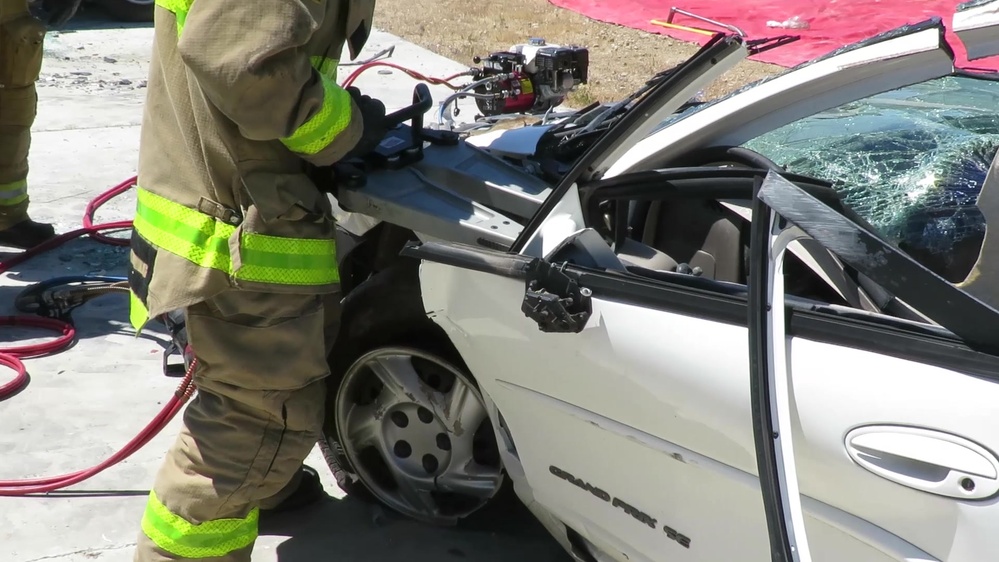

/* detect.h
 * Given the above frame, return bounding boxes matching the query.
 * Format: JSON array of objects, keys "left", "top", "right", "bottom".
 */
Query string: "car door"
[
  {"left": 404, "top": 35, "right": 778, "bottom": 562},
  {"left": 407, "top": 229, "right": 774, "bottom": 562},
  {"left": 409, "top": 167, "right": 999, "bottom": 562},
  {"left": 748, "top": 170, "right": 999, "bottom": 562}
]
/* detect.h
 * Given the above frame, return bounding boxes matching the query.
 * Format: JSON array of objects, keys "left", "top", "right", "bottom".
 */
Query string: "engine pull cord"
[{"left": 340, "top": 60, "right": 473, "bottom": 90}]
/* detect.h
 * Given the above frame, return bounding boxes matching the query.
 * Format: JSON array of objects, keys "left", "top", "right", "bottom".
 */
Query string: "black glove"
[
  {"left": 28, "top": 0, "right": 82, "bottom": 27},
  {"left": 343, "top": 86, "right": 388, "bottom": 160}
]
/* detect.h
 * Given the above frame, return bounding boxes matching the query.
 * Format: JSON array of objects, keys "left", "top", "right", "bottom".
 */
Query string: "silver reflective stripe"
[{"left": 0, "top": 179, "right": 27, "bottom": 205}]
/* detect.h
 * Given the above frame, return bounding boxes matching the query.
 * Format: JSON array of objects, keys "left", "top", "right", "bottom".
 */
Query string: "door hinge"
[{"left": 521, "top": 259, "right": 592, "bottom": 333}]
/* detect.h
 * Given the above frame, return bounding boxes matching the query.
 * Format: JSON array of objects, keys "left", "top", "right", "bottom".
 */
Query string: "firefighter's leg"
[
  {"left": 133, "top": 290, "right": 342, "bottom": 562},
  {"left": 0, "top": 0, "right": 56, "bottom": 248},
  {"left": 257, "top": 289, "right": 343, "bottom": 513}
]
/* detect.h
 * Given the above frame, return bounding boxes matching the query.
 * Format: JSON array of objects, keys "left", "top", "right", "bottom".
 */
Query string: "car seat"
[{"left": 958, "top": 150, "right": 999, "bottom": 311}]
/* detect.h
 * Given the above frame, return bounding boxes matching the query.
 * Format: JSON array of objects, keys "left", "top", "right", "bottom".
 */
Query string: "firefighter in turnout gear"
[
  {"left": 0, "top": 0, "right": 81, "bottom": 249},
  {"left": 127, "top": 0, "right": 386, "bottom": 559}
]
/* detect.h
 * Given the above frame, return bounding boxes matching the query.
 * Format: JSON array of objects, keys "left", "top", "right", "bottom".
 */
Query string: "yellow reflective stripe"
[
  {"left": 154, "top": 0, "right": 191, "bottom": 14},
  {"left": 280, "top": 73, "right": 354, "bottom": 155},
  {"left": 154, "top": 0, "right": 191, "bottom": 35},
  {"left": 235, "top": 232, "right": 341, "bottom": 284},
  {"left": 134, "top": 189, "right": 234, "bottom": 272},
  {"left": 133, "top": 187, "right": 339, "bottom": 286},
  {"left": 310, "top": 56, "right": 339, "bottom": 81},
  {"left": 129, "top": 290, "right": 150, "bottom": 333},
  {"left": 175, "top": 10, "right": 187, "bottom": 34},
  {"left": 141, "top": 490, "right": 259, "bottom": 558},
  {"left": 0, "top": 179, "right": 28, "bottom": 207}
]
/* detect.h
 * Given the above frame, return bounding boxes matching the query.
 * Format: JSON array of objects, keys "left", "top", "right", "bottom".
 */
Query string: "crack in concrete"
[{"left": 21, "top": 542, "right": 136, "bottom": 562}]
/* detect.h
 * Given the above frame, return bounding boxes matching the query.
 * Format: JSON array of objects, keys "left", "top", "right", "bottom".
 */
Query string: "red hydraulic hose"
[
  {"left": 0, "top": 316, "right": 76, "bottom": 359},
  {"left": 0, "top": 221, "right": 133, "bottom": 277},
  {"left": 0, "top": 175, "right": 200, "bottom": 495},
  {"left": 0, "top": 359, "right": 196, "bottom": 495},
  {"left": 0, "top": 353, "right": 27, "bottom": 400},
  {"left": 82, "top": 176, "right": 135, "bottom": 247},
  {"left": 0, "top": 316, "right": 77, "bottom": 401},
  {"left": 0, "top": 60, "right": 464, "bottom": 494},
  {"left": 0, "top": 176, "right": 137, "bottom": 276},
  {"left": 0, "top": 176, "right": 131, "bottom": 400}
]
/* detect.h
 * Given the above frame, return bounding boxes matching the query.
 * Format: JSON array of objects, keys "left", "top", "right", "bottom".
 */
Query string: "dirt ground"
[{"left": 372, "top": 0, "right": 784, "bottom": 105}]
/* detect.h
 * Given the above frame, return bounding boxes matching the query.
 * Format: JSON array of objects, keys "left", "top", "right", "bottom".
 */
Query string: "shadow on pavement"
[
  {"left": 0, "top": 277, "right": 171, "bottom": 346},
  {"left": 61, "top": 5, "right": 153, "bottom": 32},
  {"left": 263, "top": 490, "right": 573, "bottom": 562}
]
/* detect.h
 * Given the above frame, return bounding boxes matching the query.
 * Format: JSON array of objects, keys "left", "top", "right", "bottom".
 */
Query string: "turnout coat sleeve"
[{"left": 174, "top": 0, "right": 365, "bottom": 166}]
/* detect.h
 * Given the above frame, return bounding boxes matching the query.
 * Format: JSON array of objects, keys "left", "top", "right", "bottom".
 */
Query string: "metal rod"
[
  {"left": 650, "top": 19, "right": 717, "bottom": 36},
  {"left": 668, "top": 7, "right": 747, "bottom": 37}
]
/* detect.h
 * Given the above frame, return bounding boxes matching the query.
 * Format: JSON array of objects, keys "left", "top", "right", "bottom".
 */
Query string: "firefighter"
[
  {"left": 0, "top": 0, "right": 80, "bottom": 249},
  {"left": 127, "top": 0, "right": 386, "bottom": 559}
]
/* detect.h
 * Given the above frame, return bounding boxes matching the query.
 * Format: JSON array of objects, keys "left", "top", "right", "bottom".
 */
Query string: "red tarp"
[{"left": 548, "top": 0, "right": 999, "bottom": 71}]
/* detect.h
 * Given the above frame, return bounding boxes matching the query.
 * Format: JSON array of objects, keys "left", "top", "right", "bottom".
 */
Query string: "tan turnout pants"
[
  {"left": 0, "top": 0, "right": 43, "bottom": 229},
  {"left": 134, "top": 289, "right": 342, "bottom": 562}
]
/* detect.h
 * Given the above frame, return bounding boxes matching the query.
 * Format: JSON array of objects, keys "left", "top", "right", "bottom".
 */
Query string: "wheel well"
[
  {"left": 328, "top": 258, "right": 465, "bottom": 379},
  {"left": 337, "top": 222, "right": 422, "bottom": 296},
  {"left": 322, "top": 260, "right": 509, "bottom": 525}
]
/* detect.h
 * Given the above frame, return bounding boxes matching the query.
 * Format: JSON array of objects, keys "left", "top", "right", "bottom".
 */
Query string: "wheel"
[
  {"left": 330, "top": 345, "right": 504, "bottom": 526},
  {"left": 319, "top": 265, "right": 505, "bottom": 527},
  {"left": 91, "top": 0, "right": 153, "bottom": 22}
]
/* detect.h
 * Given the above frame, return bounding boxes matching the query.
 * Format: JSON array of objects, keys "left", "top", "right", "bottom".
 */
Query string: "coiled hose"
[{"left": 0, "top": 176, "right": 198, "bottom": 496}]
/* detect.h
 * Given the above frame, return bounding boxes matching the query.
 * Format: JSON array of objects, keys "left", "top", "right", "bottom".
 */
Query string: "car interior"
[
  {"left": 545, "top": 144, "right": 999, "bottom": 332},
  {"left": 958, "top": 149, "right": 999, "bottom": 310}
]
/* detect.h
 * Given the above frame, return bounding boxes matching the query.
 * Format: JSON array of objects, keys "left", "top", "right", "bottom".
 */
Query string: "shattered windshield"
[{"left": 742, "top": 74, "right": 999, "bottom": 282}]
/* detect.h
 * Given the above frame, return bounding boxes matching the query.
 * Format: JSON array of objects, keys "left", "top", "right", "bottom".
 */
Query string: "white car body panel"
[
  {"left": 520, "top": 183, "right": 586, "bottom": 258},
  {"left": 953, "top": 0, "right": 999, "bottom": 61},
  {"left": 406, "top": 19, "right": 999, "bottom": 562},
  {"left": 419, "top": 258, "right": 999, "bottom": 561},
  {"left": 605, "top": 25, "right": 956, "bottom": 179}
]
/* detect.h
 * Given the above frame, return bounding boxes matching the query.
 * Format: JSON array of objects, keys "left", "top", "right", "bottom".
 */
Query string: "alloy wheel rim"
[{"left": 334, "top": 346, "right": 504, "bottom": 525}]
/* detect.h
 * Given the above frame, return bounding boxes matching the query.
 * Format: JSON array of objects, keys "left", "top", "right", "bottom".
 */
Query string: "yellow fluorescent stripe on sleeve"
[{"left": 280, "top": 73, "right": 354, "bottom": 156}]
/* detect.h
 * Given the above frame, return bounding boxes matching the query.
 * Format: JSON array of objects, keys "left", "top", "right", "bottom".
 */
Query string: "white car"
[{"left": 320, "top": 5, "right": 999, "bottom": 562}]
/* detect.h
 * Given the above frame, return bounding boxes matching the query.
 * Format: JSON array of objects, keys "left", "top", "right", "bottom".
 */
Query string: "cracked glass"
[{"left": 742, "top": 74, "right": 999, "bottom": 282}]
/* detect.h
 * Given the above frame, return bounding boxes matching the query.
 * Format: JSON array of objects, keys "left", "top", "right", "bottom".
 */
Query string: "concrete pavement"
[{"left": 0, "top": 11, "right": 569, "bottom": 562}]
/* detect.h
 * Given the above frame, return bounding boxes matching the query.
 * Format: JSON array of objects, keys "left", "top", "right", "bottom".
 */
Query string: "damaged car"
[{"left": 317, "top": 4, "right": 999, "bottom": 562}]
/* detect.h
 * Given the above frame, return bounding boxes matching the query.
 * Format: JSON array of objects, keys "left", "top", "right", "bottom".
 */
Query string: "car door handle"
[{"left": 845, "top": 425, "right": 999, "bottom": 500}]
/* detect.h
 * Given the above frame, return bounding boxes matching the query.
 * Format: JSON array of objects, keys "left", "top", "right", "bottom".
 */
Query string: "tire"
[
  {"left": 92, "top": 0, "right": 154, "bottom": 22},
  {"left": 320, "top": 264, "right": 507, "bottom": 527}
]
